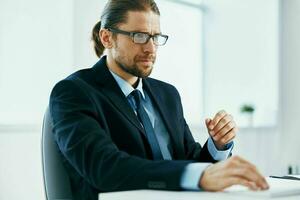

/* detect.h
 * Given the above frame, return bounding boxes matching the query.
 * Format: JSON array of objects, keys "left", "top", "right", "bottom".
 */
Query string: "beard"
[{"left": 114, "top": 54, "right": 156, "bottom": 78}]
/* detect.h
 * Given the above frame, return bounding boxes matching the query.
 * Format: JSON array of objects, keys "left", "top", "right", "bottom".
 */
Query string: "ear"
[{"left": 99, "top": 29, "right": 113, "bottom": 49}]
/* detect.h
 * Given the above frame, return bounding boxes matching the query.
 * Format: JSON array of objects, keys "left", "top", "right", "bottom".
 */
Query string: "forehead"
[{"left": 119, "top": 11, "right": 161, "bottom": 33}]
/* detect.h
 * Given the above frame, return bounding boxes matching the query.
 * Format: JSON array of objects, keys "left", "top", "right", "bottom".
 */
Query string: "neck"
[{"left": 106, "top": 55, "right": 139, "bottom": 86}]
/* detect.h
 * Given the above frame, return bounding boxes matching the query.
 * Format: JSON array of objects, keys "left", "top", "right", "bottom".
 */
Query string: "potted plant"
[{"left": 240, "top": 104, "right": 255, "bottom": 127}]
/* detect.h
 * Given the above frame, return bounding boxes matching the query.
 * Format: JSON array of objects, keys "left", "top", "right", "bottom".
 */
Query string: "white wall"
[
  {"left": 73, "top": 0, "right": 106, "bottom": 68},
  {"left": 0, "top": 131, "right": 44, "bottom": 200},
  {"left": 1, "top": 0, "right": 300, "bottom": 199},
  {"left": 203, "top": 0, "right": 279, "bottom": 127},
  {"left": 225, "top": 0, "right": 300, "bottom": 175},
  {"left": 0, "top": 0, "right": 74, "bottom": 199},
  {"left": 0, "top": 0, "right": 74, "bottom": 125}
]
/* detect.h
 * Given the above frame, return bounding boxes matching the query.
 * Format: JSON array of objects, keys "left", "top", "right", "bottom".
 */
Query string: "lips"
[
  {"left": 135, "top": 54, "right": 156, "bottom": 65},
  {"left": 137, "top": 57, "right": 154, "bottom": 62},
  {"left": 138, "top": 59, "right": 153, "bottom": 62}
]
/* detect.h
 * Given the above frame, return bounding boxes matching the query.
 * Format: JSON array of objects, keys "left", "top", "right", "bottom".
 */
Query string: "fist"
[{"left": 205, "top": 110, "right": 238, "bottom": 150}]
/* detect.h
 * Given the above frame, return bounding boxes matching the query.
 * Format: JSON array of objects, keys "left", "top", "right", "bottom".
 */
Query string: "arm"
[
  {"left": 182, "top": 118, "right": 218, "bottom": 163},
  {"left": 50, "top": 79, "right": 191, "bottom": 192}
]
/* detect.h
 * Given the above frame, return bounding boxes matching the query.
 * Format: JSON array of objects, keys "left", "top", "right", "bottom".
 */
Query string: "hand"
[
  {"left": 199, "top": 156, "right": 269, "bottom": 191},
  {"left": 205, "top": 110, "right": 237, "bottom": 150}
]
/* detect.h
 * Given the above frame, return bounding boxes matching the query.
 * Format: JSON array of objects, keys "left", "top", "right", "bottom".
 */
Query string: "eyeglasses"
[{"left": 106, "top": 27, "right": 169, "bottom": 46}]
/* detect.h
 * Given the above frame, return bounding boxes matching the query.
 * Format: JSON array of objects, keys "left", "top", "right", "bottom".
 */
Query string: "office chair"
[{"left": 41, "top": 107, "right": 73, "bottom": 200}]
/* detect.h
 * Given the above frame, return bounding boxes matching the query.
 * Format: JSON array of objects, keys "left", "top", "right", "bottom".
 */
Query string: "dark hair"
[{"left": 91, "top": 0, "right": 160, "bottom": 58}]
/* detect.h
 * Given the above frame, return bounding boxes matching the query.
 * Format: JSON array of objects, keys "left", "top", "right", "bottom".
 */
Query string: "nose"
[{"left": 142, "top": 38, "right": 157, "bottom": 54}]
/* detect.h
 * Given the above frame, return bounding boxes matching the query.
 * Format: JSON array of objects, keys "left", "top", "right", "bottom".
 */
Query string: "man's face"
[{"left": 111, "top": 11, "right": 160, "bottom": 78}]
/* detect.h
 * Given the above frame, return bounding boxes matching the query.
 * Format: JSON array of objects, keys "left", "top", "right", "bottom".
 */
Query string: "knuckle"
[
  {"left": 214, "top": 136, "right": 220, "bottom": 141},
  {"left": 231, "top": 127, "right": 237, "bottom": 134},
  {"left": 217, "top": 110, "right": 226, "bottom": 116},
  {"left": 224, "top": 161, "right": 233, "bottom": 169},
  {"left": 229, "top": 133, "right": 235, "bottom": 140},
  {"left": 229, "top": 122, "right": 235, "bottom": 129},
  {"left": 250, "top": 165, "right": 257, "bottom": 172},
  {"left": 232, "top": 155, "right": 240, "bottom": 161},
  {"left": 224, "top": 135, "right": 231, "bottom": 142},
  {"left": 227, "top": 158, "right": 235, "bottom": 166},
  {"left": 245, "top": 166, "right": 254, "bottom": 174},
  {"left": 221, "top": 118, "right": 227, "bottom": 125},
  {"left": 221, "top": 138, "right": 227, "bottom": 144},
  {"left": 220, "top": 110, "right": 226, "bottom": 114},
  {"left": 241, "top": 168, "right": 248, "bottom": 175}
]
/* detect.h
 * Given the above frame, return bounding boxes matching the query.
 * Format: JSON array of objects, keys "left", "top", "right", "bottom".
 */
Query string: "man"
[{"left": 50, "top": 0, "right": 269, "bottom": 199}]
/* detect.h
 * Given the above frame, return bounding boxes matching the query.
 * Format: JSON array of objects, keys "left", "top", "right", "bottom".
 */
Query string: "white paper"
[{"left": 224, "top": 177, "right": 300, "bottom": 198}]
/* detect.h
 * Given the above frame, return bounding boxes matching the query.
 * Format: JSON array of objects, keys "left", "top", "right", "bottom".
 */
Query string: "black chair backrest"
[{"left": 41, "top": 107, "right": 73, "bottom": 200}]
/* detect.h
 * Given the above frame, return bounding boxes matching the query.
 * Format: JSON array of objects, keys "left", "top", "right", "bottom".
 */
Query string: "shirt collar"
[{"left": 109, "top": 70, "right": 145, "bottom": 99}]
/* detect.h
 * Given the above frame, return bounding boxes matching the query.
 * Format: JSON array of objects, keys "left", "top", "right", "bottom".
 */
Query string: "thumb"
[{"left": 205, "top": 118, "right": 212, "bottom": 128}]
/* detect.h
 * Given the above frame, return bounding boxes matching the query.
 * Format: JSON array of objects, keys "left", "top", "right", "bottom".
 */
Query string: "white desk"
[
  {"left": 99, "top": 178, "right": 300, "bottom": 200},
  {"left": 99, "top": 190, "right": 300, "bottom": 200}
]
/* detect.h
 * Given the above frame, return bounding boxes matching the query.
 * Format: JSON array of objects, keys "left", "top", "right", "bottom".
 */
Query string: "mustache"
[{"left": 135, "top": 54, "right": 156, "bottom": 61}]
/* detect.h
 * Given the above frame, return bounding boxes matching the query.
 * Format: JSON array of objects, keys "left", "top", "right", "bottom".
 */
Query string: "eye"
[
  {"left": 133, "top": 33, "right": 148, "bottom": 43},
  {"left": 135, "top": 33, "right": 147, "bottom": 39},
  {"left": 154, "top": 35, "right": 168, "bottom": 46}
]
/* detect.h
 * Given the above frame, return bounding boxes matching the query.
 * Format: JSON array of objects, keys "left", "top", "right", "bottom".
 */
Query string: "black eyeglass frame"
[{"left": 106, "top": 27, "right": 169, "bottom": 46}]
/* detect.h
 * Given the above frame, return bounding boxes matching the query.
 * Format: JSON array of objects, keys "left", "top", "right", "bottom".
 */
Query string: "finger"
[
  {"left": 213, "top": 121, "right": 236, "bottom": 140},
  {"left": 236, "top": 173, "right": 269, "bottom": 190},
  {"left": 219, "top": 129, "right": 236, "bottom": 144},
  {"left": 205, "top": 118, "right": 212, "bottom": 129},
  {"left": 211, "top": 114, "right": 233, "bottom": 136},
  {"left": 227, "top": 161, "right": 269, "bottom": 190},
  {"left": 221, "top": 177, "right": 260, "bottom": 191},
  {"left": 209, "top": 110, "right": 227, "bottom": 130},
  {"left": 247, "top": 181, "right": 260, "bottom": 191}
]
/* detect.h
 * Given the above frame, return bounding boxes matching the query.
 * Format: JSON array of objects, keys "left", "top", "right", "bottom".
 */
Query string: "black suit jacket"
[{"left": 50, "top": 56, "right": 217, "bottom": 200}]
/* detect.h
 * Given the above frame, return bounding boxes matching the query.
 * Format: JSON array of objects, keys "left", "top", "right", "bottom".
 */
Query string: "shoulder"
[
  {"left": 50, "top": 66, "right": 99, "bottom": 106},
  {"left": 51, "top": 57, "right": 112, "bottom": 93},
  {"left": 51, "top": 68, "right": 91, "bottom": 92}
]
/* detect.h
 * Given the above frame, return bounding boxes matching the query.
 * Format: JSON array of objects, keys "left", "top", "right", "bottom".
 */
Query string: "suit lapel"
[
  {"left": 91, "top": 57, "right": 184, "bottom": 158},
  {"left": 143, "top": 79, "right": 183, "bottom": 159},
  {"left": 91, "top": 57, "right": 145, "bottom": 134}
]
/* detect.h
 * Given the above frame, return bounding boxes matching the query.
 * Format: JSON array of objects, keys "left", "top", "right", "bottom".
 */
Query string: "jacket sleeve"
[
  {"left": 183, "top": 119, "right": 218, "bottom": 163},
  {"left": 50, "top": 79, "right": 192, "bottom": 192},
  {"left": 169, "top": 86, "right": 218, "bottom": 163}
]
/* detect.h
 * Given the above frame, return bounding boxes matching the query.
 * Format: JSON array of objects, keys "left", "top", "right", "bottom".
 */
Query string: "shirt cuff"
[
  {"left": 207, "top": 137, "right": 234, "bottom": 161},
  {"left": 180, "top": 163, "right": 211, "bottom": 190}
]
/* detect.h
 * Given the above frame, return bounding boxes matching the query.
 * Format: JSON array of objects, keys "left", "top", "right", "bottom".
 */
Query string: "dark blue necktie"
[{"left": 130, "top": 90, "right": 163, "bottom": 160}]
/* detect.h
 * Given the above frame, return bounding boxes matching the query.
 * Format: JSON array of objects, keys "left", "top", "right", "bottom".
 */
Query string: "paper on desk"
[{"left": 223, "top": 177, "right": 300, "bottom": 198}]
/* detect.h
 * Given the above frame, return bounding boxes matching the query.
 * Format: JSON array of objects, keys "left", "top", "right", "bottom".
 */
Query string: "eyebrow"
[{"left": 127, "top": 30, "right": 162, "bottom": 35}]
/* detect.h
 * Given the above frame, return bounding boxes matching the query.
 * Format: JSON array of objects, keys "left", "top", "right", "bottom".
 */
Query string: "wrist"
[
  {"left": 198, "top": 168, "right": 207, "bottom": 190},
  {"left": 212, "top": 140, "right": 225, "bottom": 150}
]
